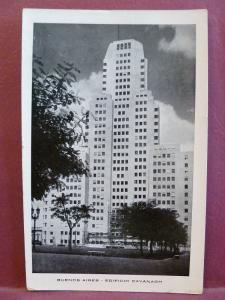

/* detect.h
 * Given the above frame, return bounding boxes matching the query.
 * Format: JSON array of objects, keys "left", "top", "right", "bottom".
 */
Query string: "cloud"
[
  {"left": 158, "top": 26, "right": 195, "bottom": 59},
  {"left": 72, "top": 71, "right": 103, "bottom": 110},
  {"left": 157, "top": 101, "right": 194, "bottom": 150}
]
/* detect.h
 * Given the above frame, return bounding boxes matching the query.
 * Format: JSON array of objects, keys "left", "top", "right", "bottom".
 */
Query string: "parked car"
[
  {"left": 123, "top": 244, "right": 137, "bottom": 250},
  {"left": 104, "top": 244, "right": 124, "bottom": 249},
  {"left": 83, "top": 243, "right": 105, "bottom": 249},
  {"left": 33, "top": 240, "right": 42, "bottom": 245}
]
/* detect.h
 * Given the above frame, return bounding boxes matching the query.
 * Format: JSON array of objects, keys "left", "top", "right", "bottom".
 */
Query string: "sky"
[{"left": 33, "top": 24, "right": 196, "bottom": 150}]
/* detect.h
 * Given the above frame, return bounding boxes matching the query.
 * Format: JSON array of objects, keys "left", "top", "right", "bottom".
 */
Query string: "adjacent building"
[
  {"left": 33, "top": 146, "right": 89, "bottom": 247},
  {"left": 149, "top": 144, "right": 193, "bottom": 245}
]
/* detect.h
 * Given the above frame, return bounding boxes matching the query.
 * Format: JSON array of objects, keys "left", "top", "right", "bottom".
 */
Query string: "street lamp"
[
  {"left": 83, "top": 218, "right": 89, "bottom": 245},
  {"left": 31, "top": 207, "right": 40, "bottom": 252}
]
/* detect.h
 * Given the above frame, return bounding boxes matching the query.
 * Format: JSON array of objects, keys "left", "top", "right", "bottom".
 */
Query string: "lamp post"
[
  {"left": 83, "top": 218, "right": 89, "bottom": 245},
  {"left": 31, "top": 206, "right": 40, "bottom": 252}
]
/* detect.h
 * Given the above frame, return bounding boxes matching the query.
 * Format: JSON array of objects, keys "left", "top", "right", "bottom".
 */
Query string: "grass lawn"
[{"left": 33, "top": 252, "right": 190, "bottom": 275}]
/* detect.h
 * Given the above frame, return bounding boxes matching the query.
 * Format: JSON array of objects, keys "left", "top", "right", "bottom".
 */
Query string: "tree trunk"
[
  {"left": 74, "top": 230, "right": 77, "bottom": 247},
  {"left": 150, "top": 240, "right": 153, "bottom": 255},
  {"left": 123, "top": 234, "right": 127, "bottom": 246},
  {"left": 140, "top": 238, "right": 144, "bottom": 256},
  {"left": 68, "top": 228, "right": 73, "bottom": 252},
  {"left": 175, "top": 244, "right": 180, "bottom": 254},
  {"left": 164, "top": 242, "right": 167, "bottom": 252},
  {"left": 173, "top": 244, "right": 176, "bottom": 254}
]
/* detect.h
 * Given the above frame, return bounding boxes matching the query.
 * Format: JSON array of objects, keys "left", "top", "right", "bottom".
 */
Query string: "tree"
[
  {"left": 117, "top": 201, "right": 187, "bottom": 256},
  {"left": 51, "top": 193, "right": 91, "bottom": 251},
  {"left": 116, "top": 202, "right": 155, "bottom": 256},
  {"left": 32, "top": 56, "right": 89, "bottom": 200},
  {"left": 151, "top": 208, "right": 187, "bottom": 254},
  {"left": 163, "top": 220, "right": 187, "bottom": 254}
]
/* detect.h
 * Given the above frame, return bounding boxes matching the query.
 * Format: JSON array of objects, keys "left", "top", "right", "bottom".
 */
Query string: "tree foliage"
[
  {"left": 32, "top": 56, "right": 89, "bottom": 200},
  {"left": 116, "top": 201, "right": 187, "bottom": 256},
  {"left": 51, "top": 193, "right": 91, "bottom": 250}
]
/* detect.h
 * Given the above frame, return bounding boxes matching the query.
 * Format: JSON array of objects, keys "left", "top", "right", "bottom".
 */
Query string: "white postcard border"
[{"left": 22, "top": 9, "right": 208, "bottom": 294}]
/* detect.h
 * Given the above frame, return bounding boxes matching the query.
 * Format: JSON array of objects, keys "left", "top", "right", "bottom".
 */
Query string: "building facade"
[
  {"left": 149, "top": 144, "right": 193, "bottom": 245},
  {"left": 33, "top": 146, "right": 89, "bottom": 247},
  {"left": 87, "top": 93, "right": 113, "bottom": 244},
  {"left": 87, "top": 39, "right": 160, "bottom": 244}
]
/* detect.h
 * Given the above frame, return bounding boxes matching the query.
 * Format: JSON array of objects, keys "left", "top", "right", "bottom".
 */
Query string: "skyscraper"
[{"left": 87, "top": 39, "right": 160, "bottom": 244}]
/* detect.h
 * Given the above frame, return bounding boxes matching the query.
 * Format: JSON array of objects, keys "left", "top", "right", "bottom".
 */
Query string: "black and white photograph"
[{"left": 22, "top": 9, "right": 208, "bottom": 293}]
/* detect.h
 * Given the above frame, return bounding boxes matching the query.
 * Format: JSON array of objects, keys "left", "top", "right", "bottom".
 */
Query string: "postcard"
[{"left": 22, "top": 9, "right": 208, "bottom": 293}]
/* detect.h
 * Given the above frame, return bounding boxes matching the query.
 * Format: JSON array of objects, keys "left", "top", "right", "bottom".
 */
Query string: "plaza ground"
[
  {"left": 33, "top": 252, "right": 190, "bottom": 275},
  {"left": 32, "top": 245, "right": 187, "bottom": 259}
]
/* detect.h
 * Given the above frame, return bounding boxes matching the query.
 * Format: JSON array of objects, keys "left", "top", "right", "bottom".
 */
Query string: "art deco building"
[{"left": 87, "top": 40, "right": 160, "bottom": 243}]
